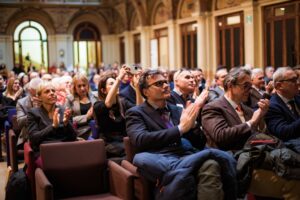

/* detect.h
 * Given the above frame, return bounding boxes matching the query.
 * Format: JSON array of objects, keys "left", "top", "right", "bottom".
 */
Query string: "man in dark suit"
[
  {"left": 119, "top": 67, "right": 143, "bottom": 112},
  {"left": 265, "top": 67, "right": 300, "bottom": 152},
  {"left": 126, "top": 70, "right": 237, "bottom": 200},
  {"left": 202, "top": 67, "right": 300, "bottom": 199},
  {"left": 16, "top": 77, "right": 42, "bottom": 145},
  {"left": 167, "top": 69, "right": 208, "bottom": 149},
  {"left": 167, "top": 69, "right": 196, "bottom": 108},
  {"left": 207, "top": 67, "right": 228, "bottom": 103},
  {"left": 246, "top": 68, "right": 267, "bottom": 109}
]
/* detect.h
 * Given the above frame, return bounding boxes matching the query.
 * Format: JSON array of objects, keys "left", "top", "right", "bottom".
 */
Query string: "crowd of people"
[{"left": 1, "top": 62, "right": 300, "bottom": 200}]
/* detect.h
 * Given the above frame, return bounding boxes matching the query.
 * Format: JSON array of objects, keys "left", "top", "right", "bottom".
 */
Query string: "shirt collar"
[
  {"left": 147, "top": 100, "right": 168, "bottom": 111},
  {"left": 277, "top": 92, "right": 293, "bottom": 104},
  {"left": 224, "top": 94, "right": 239, "bottom": 110},
  {"left": 173, "top": 88, "right": 183, "bottom": 96}
]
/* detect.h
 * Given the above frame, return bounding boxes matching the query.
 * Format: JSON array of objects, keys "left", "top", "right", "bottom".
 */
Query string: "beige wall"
[{"left": 0, "top": 0, "right": 293, "bottom": 78}]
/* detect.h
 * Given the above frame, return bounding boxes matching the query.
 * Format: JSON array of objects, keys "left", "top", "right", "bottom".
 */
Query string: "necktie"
[
  {"left": 236, "top": 104, "right": 243, "bottom": 113},
  {"left": 288, "top": 100, "right": 299, "bottom": 118},
  {"left": 158, "top": 108, "right": 173, "bottom": 128}
]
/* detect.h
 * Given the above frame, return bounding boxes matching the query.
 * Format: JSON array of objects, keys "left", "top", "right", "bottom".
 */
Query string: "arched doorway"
[
  {"left": 73, "top": 22, "right": 102, "bottom": 73},
  {"left": 13, "top": 21, "right": 48, "bottom": 72}
]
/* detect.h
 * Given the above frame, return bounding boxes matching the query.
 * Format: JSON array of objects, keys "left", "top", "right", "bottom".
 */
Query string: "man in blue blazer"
[
  {"left": 126, "top": 70, "right": 237, "bottom": 200},
  {"left": 265, "top": 67, "right": 300, "bottom": 152}
]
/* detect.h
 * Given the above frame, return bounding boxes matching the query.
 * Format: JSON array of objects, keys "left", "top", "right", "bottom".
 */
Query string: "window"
[
  {"left": 13, "top": 21, "right": 48, "bottom": 71},
  {"left": 263, "top": 1, "right": 300, "bottom": 68},
  {"left": 216, "top": 12, "right": 244, "bottom": 69},
  {"left": 119, "top": 37, "right": 125, "bottom": 65},
  {"left": 73, "top": 22, "right": 101, "bottom": 73},
  {"left": 181, "top": 22, "right": 197, "bottom": 69}
]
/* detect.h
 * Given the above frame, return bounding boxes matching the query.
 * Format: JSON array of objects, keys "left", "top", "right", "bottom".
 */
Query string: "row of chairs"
[{"left": 4, "top": 109, "right": 266, "bottom": 200}]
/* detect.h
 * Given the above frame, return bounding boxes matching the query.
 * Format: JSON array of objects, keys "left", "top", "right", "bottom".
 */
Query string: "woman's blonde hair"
[
  {"left": 72, "top": 73, "right": 90, "bottom": 97},
  {"left": 6, "top": 77, "right": 19, "bottom": 96},
  {"left": 36, "top": 81, "right": 55, "bottom": 96}
]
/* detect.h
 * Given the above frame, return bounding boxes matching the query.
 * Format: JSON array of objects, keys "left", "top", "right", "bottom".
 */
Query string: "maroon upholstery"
[
  {"left": 24, "top": 142, "right": 36, "bottom": 200},
  {"left": 122, "top": 137, "right": 153, "bottom": 200},
  {"left": 35, "top": 139, "right": 133, "bottom": 200}
]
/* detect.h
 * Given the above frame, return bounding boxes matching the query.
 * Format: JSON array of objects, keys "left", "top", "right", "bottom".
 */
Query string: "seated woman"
[
  {"left": 27, "top": 81, "right": 77, "bottom": 154},
  {"left": 66, "top": 74, "right": 98, "bottom": 139},
  {"left": 93, "top": 67, "right": 128, "bottom": 160},
  {"left": 3, "top": 77, "right": 24, "bottom": 105}
]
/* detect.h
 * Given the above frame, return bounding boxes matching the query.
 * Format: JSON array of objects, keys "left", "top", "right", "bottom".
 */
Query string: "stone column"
[
  {"left": 101, "top": 34, "right": 119, "bottom": 65},
  {"left": 139, "top": 26, "right": 151, "bottom": 68},
  {"left": 167, "top": 20, "right": 177, "bottom": 70},
  {"left": 123, "top": 31, "right": 134, "bottom": 64},
  {"left": 52, "top": 34, "right": 73, "bottom": 70},
  {"left": 0, "top": 35, "right": 13, "bottom": 70}
]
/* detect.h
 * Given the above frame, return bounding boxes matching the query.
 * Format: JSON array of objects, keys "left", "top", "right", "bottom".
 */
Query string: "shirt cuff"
[
  {"left": 246, "top": 121, "right": 252, "bottom": 128},
  {"left": 178, "top": 125, "right": 183, "bottom": 136}
]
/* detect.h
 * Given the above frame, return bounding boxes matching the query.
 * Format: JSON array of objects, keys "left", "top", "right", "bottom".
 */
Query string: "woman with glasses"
[{"left": 93, "top": 67, "right": 129, "bottom": 161}]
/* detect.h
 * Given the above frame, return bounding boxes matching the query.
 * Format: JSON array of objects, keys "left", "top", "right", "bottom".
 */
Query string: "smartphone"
[{"left": 128, "top": 64, "right": 140, "bottom": 75}]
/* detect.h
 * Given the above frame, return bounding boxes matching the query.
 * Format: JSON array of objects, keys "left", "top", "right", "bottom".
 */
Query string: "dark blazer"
[
  {"left": 16, "top": 96, "right": 33, "bottom": 144},
  {"left": 126, "top": 101, "right": 205, "bottom": 153},
  {"left": 201, "top": 96, "right": 254, "bottom": 150},
  {"left": 119, "top": 85, "right": 136, "bottom": 112},
  {"left": 207, "top": 86, "right": 224, "bottom": 103},
  {"left": 245, "top": 88, "right": 263, "bottom": 109},
  {"left": 27, "top": 106, "right": 77, "bottom": 152},
  {"left": 265, "top": 93, "right": 300, "bottom": 141},
  {"left": 167, "top": 90, "right": 193, "bottom": 108}
]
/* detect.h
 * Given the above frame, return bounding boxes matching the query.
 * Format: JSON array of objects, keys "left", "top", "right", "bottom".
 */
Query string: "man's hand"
[
  {"left": 179, "top": 103, "right": 200, "bottom": 134},
  {"left": 248, "top": 99, "right": 269, "bottom": 128},
  {"left": 32, "top": 96, "right": 42, "bottom": 107},
  {"left": 195, "top": 89, "right": 208, "bottom": 108}
]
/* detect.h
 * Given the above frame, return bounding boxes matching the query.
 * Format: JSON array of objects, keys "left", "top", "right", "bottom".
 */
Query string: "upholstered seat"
[{"left": 35, "top": 139, "right": 134, "bottom": 200}]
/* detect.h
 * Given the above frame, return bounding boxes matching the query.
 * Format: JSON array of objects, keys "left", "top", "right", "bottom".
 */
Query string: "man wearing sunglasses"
[
  {"left": 126, "top": 70, "right": 237, "bottom": 200},
  {"left": 265, "top": 67, "right": 300, "bottom": 152},
  {"left": 202, "top": 67, "right": 300, "bottom": 199}
]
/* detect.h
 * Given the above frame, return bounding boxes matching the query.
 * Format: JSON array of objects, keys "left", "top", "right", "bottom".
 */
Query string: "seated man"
[
  {"left": 126, "top": 70, "right": 237, "bottom": 200},
  {"left": 16, "top": 77, "right": 43, "bottom": 145},
  {"left": 202, "top": 67, "right": 300, "bottom": 199},
  {"left": 207, "top": 67, "right": 228, "bottom": 103},
  {"left": 265, "top": 67, "right": 300, "bottom": 152},
  {"left": 246, "top": 68, "right": 266, "bottom": 109},
  {"left": 167, "top": 68, "right": 208, "bottom": 149}
]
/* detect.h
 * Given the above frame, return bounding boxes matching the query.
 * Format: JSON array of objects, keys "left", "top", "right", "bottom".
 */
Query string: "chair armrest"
[
  {"left": 121, "top": 160, "right": 140, "bottom": 177},
  {"left": 108, "top": 160, "right": 134, "bottom": 200},
  {"left": 121, "top": 160, "right": 153, "bottom": 200},
  {"left": 35, "top": 168, "right": 53, "bottom": 200},
  {"left": 8, "top": 130, "right": 18, "bottom": 172}
]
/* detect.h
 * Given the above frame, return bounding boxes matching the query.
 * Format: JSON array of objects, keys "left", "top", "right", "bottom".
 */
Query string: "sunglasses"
[
  {"left": 148, "top": 80, "right": 169, "bottom": 88},
  {"left": 236, "top": 82, "right": 252, "bottom": 90},
  {"left": 278, "top": 77, "right": 298, "bottom": 83}
]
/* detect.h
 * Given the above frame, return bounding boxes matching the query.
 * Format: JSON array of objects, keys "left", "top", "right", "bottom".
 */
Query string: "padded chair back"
[
  {"left": 40, "top": 140, "right": 108, "bottom": 199},
  {"left": 8, "top": 129, "right": 18, "bottom": 172},
  {"left": 8, "top": 108, "right": 17, "bottom": 124},
  {"left": 89, "top": 120, "right": 99, "bottom": 139},
  {"left": 24, "top": 142, "right": 36, "bottom": 200},
  {"left": 123, "top": 137, "right": 137, "bottom": 162}
]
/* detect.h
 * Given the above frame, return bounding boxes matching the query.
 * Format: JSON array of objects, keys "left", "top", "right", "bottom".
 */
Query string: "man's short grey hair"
[
  {"left": 224, "top": 67, "right": 251, "bottom": 91},
  {"left": 273, "top": 67, "right": 293, "bottom": 83},
  {"left": 251, "top": 68, "right": 263, "bottom": 79},
  {"left": 28, "top": 77, "right": 42, "bottom": 90}
]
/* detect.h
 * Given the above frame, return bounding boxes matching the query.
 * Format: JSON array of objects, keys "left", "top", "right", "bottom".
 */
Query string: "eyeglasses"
[
  {"left": 278, "top": 77, "right": 298, "bottom": 83},
  {"left": 148, "top": 80, "right": 169, "bottom": 88},
  {"left": 236, "top": 82, "right": 252, "bottom": 90}
]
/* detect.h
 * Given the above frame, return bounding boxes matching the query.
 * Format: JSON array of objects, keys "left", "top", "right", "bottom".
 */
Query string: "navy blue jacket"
[{"left": 265, "top": 93, "right": 300, "bottom": 141}]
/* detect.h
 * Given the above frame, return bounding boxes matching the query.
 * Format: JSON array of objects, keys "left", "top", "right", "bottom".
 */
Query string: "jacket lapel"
[
  {"left": 220, "top": 96, "right": 243, "bottom": 124},
  {"left": 142, "top": 102, "right": 166, "bottom": 129},
  {"left": 168, "top": 104, "right": 180, "bottom": 126},
  {"left": 274, "top": 93, "right": 296, "bottom": 119}
]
